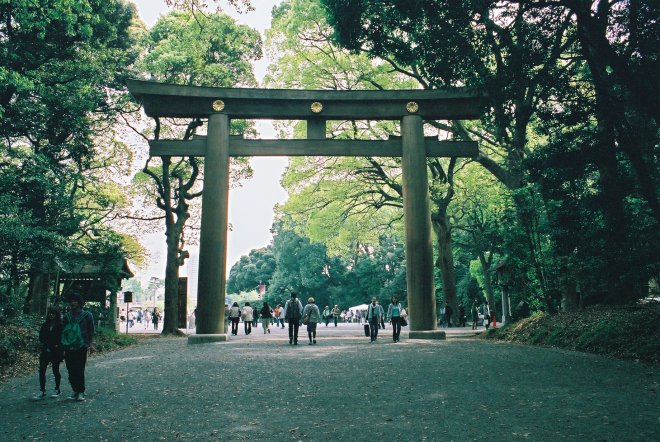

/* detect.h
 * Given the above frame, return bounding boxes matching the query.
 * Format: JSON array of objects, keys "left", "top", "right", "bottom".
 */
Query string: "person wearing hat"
[
  {"left": 62, "top": 293, "right": 94, "bottom": 401},
  {"left": 283, "top": 292, "right": 303, "bottom": 345},
  {"left": 301, "top": 297, "right": 321, "bottom": 345}
]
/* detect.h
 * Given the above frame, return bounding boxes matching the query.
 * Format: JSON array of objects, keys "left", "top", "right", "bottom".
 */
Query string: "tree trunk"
[
  {"left": 24, "top": 264, "right": 50, "bottom": 315},
  {"left": 162, "top": 225, "right": 180, "bottom": 334},
  {"left": 478, "top": 252, "right": 495, "bottom": 308},
  {"left": 433, "top": 215, "right": 458, "bottom": 326}
]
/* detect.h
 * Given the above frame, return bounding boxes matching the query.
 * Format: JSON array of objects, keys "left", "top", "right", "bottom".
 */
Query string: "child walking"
[{"left": 34, "top": 306, "right": 64, "bottom": 400}]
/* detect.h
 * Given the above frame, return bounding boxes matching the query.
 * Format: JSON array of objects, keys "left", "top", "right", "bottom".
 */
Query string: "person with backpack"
[
  {"left": 283, "top": 292, "right": 303, "bottom": 345},
  {"left": 61, "top": 293, "right": 94, "bottom": 401},
  {"left": 331, "top": 305, "right": 340, "bottom": 326},
  {"left": 301, "top": 297, "right": 321, "bottom": 345},
  {"left": 34, "top": 306, "right": 64, "bottom": 400},
  {"left": 366, "top": 297, "right": 384, "bottom": 342},
  {"left": 386, "top": 295, "right": 404, "bottom": 343}
]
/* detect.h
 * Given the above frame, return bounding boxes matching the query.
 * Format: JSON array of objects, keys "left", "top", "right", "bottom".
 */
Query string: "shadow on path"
[{"left": 0, "top": 329, "right": 657, "bottom": 441}]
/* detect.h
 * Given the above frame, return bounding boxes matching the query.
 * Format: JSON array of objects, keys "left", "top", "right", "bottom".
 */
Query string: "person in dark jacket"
[
  {"left": 63, "top": 293, "right": 95, "bottom": 401},
  {"left": 34, "top": 306, "right": 64, "bottom": 400},
  {"left": 283, "top": 292, "right": 303, "bottom": 345},
  {"left": 260, "top": 302, "right": 273, "bottom": 334}
]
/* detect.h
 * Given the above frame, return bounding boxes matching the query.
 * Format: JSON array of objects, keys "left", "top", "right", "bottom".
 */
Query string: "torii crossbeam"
[{"left": 127, "top": 80, "right": 485, "bottom": 343}]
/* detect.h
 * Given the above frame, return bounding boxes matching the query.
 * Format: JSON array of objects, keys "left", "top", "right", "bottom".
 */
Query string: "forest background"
[{"left": 0, "top": 0, "right": 657, "bottom": 338}]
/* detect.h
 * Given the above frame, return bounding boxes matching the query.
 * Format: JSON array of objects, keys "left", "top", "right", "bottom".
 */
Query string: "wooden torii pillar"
[{"left": 127, "top": 80, "right": 485, "bottom": 344}]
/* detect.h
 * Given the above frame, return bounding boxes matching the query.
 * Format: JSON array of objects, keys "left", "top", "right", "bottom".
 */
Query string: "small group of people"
[
  {"left": 439, "top": 301, "right": 497, "bottom": 329},
  {"left": 35, "top": 293, "right": 94, "bottom": 402},
  {"left": 365, "top": 296, "right": 407, "bottom": 343},
  {"left": 120, "top": 307, "right": 161, "bottom": 330},
  {"left": 321, "top": 305, "right": 341, "bottom": 326},
  {"left": 226, "top": 301, "right": 276, "bottom": 336}
]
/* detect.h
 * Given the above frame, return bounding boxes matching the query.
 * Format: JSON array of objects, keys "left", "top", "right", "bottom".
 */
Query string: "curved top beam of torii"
[{"left": 127, "top": 79, "right": 486, "bottom": 121}]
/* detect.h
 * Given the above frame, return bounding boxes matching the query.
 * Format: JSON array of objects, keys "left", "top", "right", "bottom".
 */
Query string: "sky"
[{"left": 130, "top": 0, "right": 288, "bottom": 284}]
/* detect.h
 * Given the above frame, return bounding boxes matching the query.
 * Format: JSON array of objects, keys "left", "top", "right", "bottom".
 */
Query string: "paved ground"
[{"left": 0, "top": 323, "right": 658, "bottom": 441}]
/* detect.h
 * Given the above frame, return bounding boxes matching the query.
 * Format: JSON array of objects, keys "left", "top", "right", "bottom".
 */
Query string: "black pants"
[
  {"left": 64, "top": 348, "right": 88, "bottom": 394},
  {"left": 288, "top": 319, "right": 300, "bottom": 343},
  {"left": 391, "top": 317, "right": 402, "bottom": 341},
  {"left": 244, "top": 320, "right": 252, "bottom": 335},
  {"left": 230, "top": 318, "right": 239, "bottom": 335},
  {"left": 39, "top": 352, "right": 61, "bottom": 392},
  {"left": 333, "top": 316, "right": 338, "bottom": 326},
  {"left": 369, "top": 319, "right": 379, "bottom": 341},
  {"left": 307, "top": 322, "right": 318, "bottom": 342}
]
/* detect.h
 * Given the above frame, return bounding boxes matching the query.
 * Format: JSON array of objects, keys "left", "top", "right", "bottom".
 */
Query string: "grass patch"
[{"left": 484, "top": 303, "right": 660, "bottom": 364}]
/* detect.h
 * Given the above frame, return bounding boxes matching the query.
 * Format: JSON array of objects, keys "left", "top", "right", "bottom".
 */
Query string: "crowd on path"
[{"left": 224, "top": 293, "right": 409, "bottom": 345}]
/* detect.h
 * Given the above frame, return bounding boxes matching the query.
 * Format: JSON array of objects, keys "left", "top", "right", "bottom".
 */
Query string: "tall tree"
[
  {"left": 321, "top": 0, "right": 658, "bottom": 306},
  {"left": 133, "top": 10, "right": 262, "bottom": 333},
  {"left": 0, "top": 0, "right": 140, "bottom": 314}
]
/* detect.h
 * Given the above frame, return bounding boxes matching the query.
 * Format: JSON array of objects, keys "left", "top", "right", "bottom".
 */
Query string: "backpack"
[
  {"left": 61, "top": 312, "right": 88, "bottom": 351},
  {"left": 287, "top": 300, "right": 300, "bottom": 319}
]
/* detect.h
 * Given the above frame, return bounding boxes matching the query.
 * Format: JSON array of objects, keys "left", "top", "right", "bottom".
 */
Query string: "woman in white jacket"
[{"left": 241, "top": 302, "right": 253, "bottom": 335}]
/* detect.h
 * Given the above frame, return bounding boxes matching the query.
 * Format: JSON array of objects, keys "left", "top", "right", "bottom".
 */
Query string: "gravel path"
[{"left": 0, "top": 324, "right": 657, "bottom": 441}]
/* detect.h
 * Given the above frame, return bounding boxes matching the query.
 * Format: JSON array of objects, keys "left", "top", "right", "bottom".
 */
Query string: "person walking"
[
  {"left": 284, "top": 292, "right": 303, "bottom": 345},
  {"left": 260, "top": 302, "right": 273, "bottom": 334},
  {"left": 471, "top": 301, "right": 479, "bottom": 330},
  {"left": 331, "top": 305, "right": 340, "bottom": 326},
  {"left": 152, "top": 307, "right": 161, "bottom": 330},
  {"left": 386, "top": 296, "right": 404, "bottom": 343},
  {"left": 61, "top": 293, "right": 94, "bottom": 401},
  {"left": 366, "top": 297, "right": 384, "bottom": 342},
  {"left": 252, "top": 304, "right": 259, "bottom": 328},
  {"left": 278, "top": 304, "right": 286, "bottom": 328},
  {"left": 482, "top": 303, "right": 491, "bottom": 329},
  {"left": 273, "top": 304, "right": 281, "bottom": 328},
  {"left": 322, "top": 305, "right": 331, "bottom": 326},
  {"left": 34, "top": 306, "right": 64, "bottom": 400},
  {"left": 242, "top": 302, "right": 253, "bottom": 335},
  {"left": 301, "top": 297, "right": 321, "bottom": 345},
  {"left": 228, "top": 302, "right": 241, "bottom": 335}
]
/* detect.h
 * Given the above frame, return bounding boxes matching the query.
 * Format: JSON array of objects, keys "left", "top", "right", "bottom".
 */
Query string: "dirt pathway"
[{"left": 0, "top": 327, "right": 657, "bottom": 441}]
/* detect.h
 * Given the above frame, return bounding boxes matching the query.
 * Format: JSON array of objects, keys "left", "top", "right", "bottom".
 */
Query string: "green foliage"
[
  {"left": 140, "top": 10, "right": 261, "bottom": 87},
  {"left": 486, "top": 304, "right": 660, "bottom": 363},
  {"left": 226, "top": 247, "right": 276, "bottom": 294},
  {"left": 0, "top": 0, "right": 141, "bottom": 314},
  {"left": 93, "top": 327, "right": 137, "bottom": 352}
]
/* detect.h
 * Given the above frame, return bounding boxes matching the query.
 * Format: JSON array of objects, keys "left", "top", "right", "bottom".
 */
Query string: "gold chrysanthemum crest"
[
  {"left": 310, "top": 101, "right": 323, "bottom": 113},
  {"left": 212, "top": 100, "right": 225, "bottom": 111},
  {"left": 406, "top": 101, "right": 419, "bottom": 113}
]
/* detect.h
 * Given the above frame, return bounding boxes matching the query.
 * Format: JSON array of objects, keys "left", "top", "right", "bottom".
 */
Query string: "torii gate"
[{"left": 127, "top": 80, "right": 484, "bottom": 343}]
